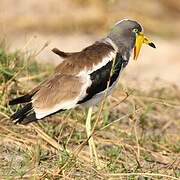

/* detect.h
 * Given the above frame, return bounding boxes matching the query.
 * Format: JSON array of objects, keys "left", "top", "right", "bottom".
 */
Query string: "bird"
[{"left": 9, "top": 19, "right": 156, "bottom": 167}]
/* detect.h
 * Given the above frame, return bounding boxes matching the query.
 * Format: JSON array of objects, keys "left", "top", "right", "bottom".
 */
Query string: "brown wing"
[
  {"left": 54, "top": 41, "right": 115, "bottom": 75},
  {"left": 10, "top": 74, "right": 89, "bottom": 123},
  {"left": 10, "top": 41, "right": 116, "bottom": 122},
  {"left": 32, "top": 74, "right": 89, "bottom": 119}
]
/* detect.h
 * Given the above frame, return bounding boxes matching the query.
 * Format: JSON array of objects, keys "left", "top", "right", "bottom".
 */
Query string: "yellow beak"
[{"left": 133, "top": 32, "right": 156, "bottom": 60}]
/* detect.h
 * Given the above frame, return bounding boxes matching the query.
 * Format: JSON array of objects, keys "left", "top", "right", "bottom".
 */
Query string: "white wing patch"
[
  {"left": 78, "top": 51, "right": 116, "bottom": 76},
  {"left": 81, "top": 63, "right": 124, "bottom": 107}
]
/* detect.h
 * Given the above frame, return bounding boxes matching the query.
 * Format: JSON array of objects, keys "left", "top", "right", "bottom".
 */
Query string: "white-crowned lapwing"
[{"left": 9, "top": 19, "right": 156, "bottom": 167}]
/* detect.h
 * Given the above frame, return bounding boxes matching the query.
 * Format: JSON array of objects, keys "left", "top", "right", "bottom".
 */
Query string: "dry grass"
[{"left": 0, "top": 43, "right": 180, "bottom": 179}]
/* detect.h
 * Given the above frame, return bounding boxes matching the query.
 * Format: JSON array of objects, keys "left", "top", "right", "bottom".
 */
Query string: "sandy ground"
[{"left": 6, "top": 32, "right": 180, "bottom": 89}]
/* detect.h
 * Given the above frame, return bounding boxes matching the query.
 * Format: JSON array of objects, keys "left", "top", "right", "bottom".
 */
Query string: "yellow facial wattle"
[{"left": 134, "top": 32, "right": 156, "bottom": 60}]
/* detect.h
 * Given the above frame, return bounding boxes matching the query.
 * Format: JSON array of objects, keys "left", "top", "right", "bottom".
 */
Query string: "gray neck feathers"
[
  {"left": 105, "top": 32, "right": 135, "bottom": 61},
  {"left": 103, "top": 37, "right": 132, "bottom": 61},
  {"left": 108, "top": 34, "right": 134, "bottom": 49}
]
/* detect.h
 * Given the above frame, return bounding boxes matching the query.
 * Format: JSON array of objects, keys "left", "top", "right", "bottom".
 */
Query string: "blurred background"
[{"left": 0, "top": 0, "right": 180, "bottom": 87}]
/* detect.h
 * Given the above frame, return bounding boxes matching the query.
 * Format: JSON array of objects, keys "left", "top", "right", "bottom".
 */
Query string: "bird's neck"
[{"left": 103, "top": 37, "right": 131, "bottom": 61}]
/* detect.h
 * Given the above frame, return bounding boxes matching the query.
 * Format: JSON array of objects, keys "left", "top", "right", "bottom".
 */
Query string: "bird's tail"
[
  {"left": 11, "top": 103, "right": 37, "bottom": 124},
  {"left": 52, "top": 48, "right": 74, "bottom": 58},
  {"left": 9, "top": 94, "right": 32, "bottom": 105},
  {"left": 9, "top": 89, "right": 38, "bottom": 106}
]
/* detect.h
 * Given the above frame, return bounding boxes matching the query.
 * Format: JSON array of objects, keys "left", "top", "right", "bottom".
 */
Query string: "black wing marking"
[
  {"left": 78, "top": 53, "right": 128, "bottom": 104},
  {"left": 9, "top": 93, "right": 34, "bottom": 105},
  {"left": 10, "top": 103, "right": 65, "bottom": 124},
  {"left": 10, "top": 103, "right": 37, "bottom": 124}
]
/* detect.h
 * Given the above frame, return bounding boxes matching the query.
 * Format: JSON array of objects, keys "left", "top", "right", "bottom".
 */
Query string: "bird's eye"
[{"left": 133, "top": 28, "right": 138, "bottom": 33}]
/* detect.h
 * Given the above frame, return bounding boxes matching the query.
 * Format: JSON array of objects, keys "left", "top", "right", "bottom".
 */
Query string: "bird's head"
[{"left": 107, "top": 19, "right": 156, "bottom": 60}]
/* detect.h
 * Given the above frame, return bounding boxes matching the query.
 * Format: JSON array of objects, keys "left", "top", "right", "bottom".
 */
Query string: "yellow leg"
[{"left": 85, "top": 107, "right": 100, "bottom": 167}]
